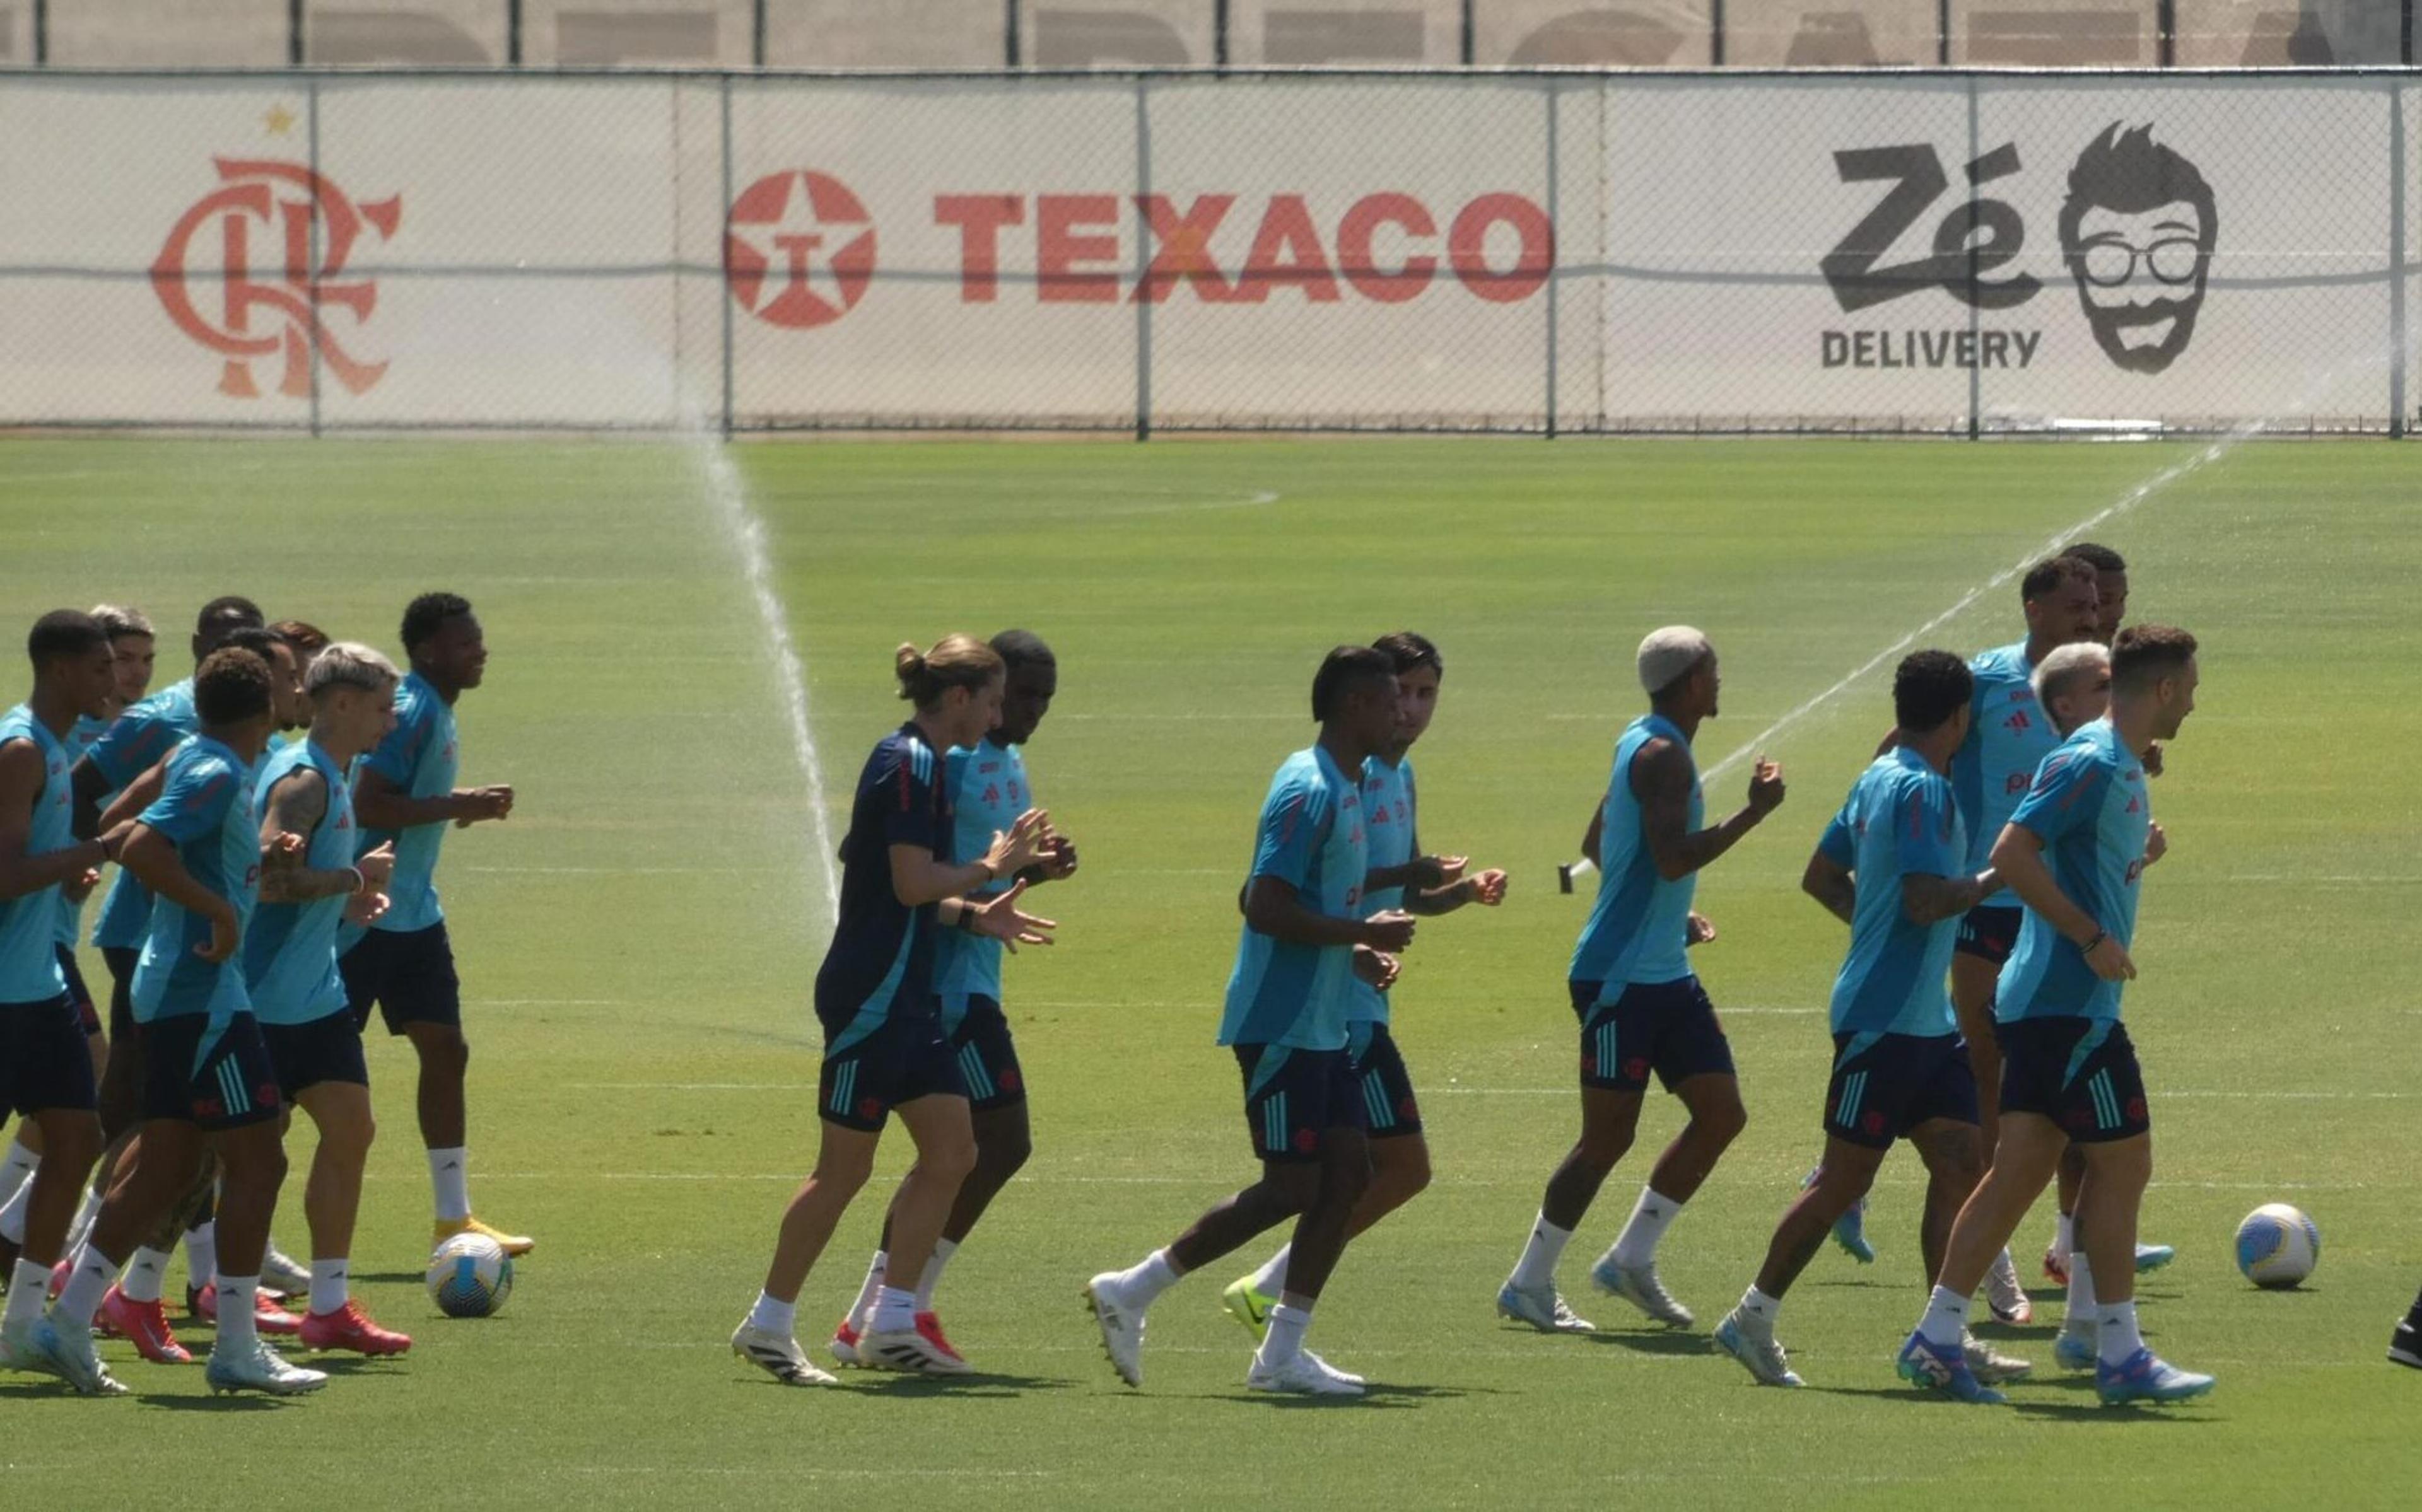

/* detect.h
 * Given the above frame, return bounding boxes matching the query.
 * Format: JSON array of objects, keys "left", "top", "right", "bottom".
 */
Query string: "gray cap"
[{"left": 1637, "top": 625, "right": 1714, "bottom": 694}]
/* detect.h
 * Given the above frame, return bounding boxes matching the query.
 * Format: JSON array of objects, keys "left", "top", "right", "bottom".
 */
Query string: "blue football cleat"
[
  {"left": 2133, "top": 1242, "right": 2177, "bottom": 1274},
  {"left": 2095, "top": 1347, "right": 2214, "bottom": 1405},
  {"left": 1897, "top": 1331, "right": 2006, "bottom": 1404}
]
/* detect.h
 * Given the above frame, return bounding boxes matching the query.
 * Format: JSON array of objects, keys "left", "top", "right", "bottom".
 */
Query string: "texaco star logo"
[{"left": 724, "top": 171, "right": 877, "bottom": 329}]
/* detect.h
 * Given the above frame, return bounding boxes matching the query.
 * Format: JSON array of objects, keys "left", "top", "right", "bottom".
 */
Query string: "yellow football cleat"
[{"left": 435, "top": 1215, "right": 534, "bottom": 1257}]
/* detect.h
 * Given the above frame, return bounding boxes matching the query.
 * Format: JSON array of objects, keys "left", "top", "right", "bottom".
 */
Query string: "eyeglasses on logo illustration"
[
  {"left": 151, "top": 159, "right": 401, "bottom": 399},
  {"left": 2058, "top": 123, "right": 2218, "bottom": 376}
]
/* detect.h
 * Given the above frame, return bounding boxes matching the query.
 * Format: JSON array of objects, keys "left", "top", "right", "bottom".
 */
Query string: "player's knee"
[
  {"left": 1698, "top": 1100, "right": 1748, "bottom": 1148},
  {"left": 1572, "top": 1129, "right": 1631, "bottom": 1172},
  {"left": 1394, "top": 1141, "right": 1433, "bottom": 1199},
  {"left": 980, "top": 1122, "right": 1033, "bottom": 1180}
]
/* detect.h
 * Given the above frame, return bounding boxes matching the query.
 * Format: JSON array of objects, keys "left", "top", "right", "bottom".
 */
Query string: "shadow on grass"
[
  {"left": 1161, "top": 1381, "right": 1488, "bottom": 1410},
  {"left": 138, "top": 1390, "right": 290, "bottom": 1412},
  {"left": 351, "top": 1271, "right": 425, "bottom": 1285},
  {"left": 743, "top": 1371, "right": 1084, "bottom": 1400},
  {"left": 1576, "top": 1328, "right": 1712, "bottom": 1358}
]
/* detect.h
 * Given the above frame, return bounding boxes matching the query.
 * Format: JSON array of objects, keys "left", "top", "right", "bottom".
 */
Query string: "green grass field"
[{"left": 3, "top": 434, "right": 2416, "bottom": 1508}]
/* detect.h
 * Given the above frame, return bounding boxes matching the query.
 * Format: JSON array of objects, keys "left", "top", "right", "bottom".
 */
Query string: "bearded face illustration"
[{"left": 2059, "top": 124, "right": 2218, "bottom": 375}]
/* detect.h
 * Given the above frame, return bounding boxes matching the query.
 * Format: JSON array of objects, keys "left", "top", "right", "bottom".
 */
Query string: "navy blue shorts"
[
  {"left": 1994, "top": 1016, "right": 2150, "bottom": 1144},
  {"left": 942, "top": 994, "right": 1026, "bottom": 1112},
  {"left": 1347, "top": 1021, "right": 1423, "bottom": 1139},
  {"left": 1954, "top": 905, "right": 2023, "bottom": 967},
  {"left": 1234, "top": 1044, "right": 1366, "bottom": 1163},
  {"left": 342, "top": 922, "right": 462, "bottom": 1036},
  {"left": 139, "top": 1013, "right": 281, "bottom": 1132},
  {"left": 1825, "top": 1032, "right": 1979, "bottom": 1150},
  {"left": 1571, "top": 976, "right": 1735, "bottom": 1095},
  {"left": 55, "top": 946, "right": 101, "bottom": 1037},
  {"left": 818, "top": 1011, "right": 966, "bottom": 1132},
  {"left": 2, "top": 994, "right": 99, "bottom": 1116},
  {"left": 262, "top": 1009, "right": 370, "bottom": 1100}
]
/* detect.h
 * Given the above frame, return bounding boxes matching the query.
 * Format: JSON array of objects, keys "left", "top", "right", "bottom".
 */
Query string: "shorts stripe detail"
[
  {"left": 215, "top": 1056, "right": 249, "bottom": 1117},
  {"left": 2089, "top": 1069, "right": 2119, "bottom": 1131},
  {"left": 1362, "top": 1071, "right": 1390, "bottom": 1130},
  {"left": 1262, "top": 1090, "right": 1287, "bottom": 1153},
  {"left": 829, "top": 1060, "right": 856, "bottom": 1117},
  {"left": 957, "top": 1042, "right": 995, "bottom": 1102},
  {"left": 1835, "top": 1069, "right": 1867, "bottom": 1131}
]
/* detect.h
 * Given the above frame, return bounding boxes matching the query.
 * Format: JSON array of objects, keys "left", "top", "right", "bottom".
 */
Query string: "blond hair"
[
  {"left": 307, "top": 640, "right": 401, "bottom": 697},
  {"left": 894, "top": 634, "right": 1003, "bottom": 709}
]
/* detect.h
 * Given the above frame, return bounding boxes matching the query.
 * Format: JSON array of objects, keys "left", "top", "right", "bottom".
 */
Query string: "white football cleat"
[
  {"left": 30, "top": 1315, "right": 127, "bottom": 1397},
  {"left": 1714, "top": 1308, "right": 1803, "bottom": 1387},
  {"left": 1246, "top": 1350, "right": 1363, "bottom": 1396},
  {"left": 1495, "top": 1280, "right": 1596, "bottom": 1333},
  {"left": 1302, "top": 1349, "right": 1364, "bottom": 1387},
  {"left": 205, "top": 1340, "right": 327, "bottom": 1396},
  {"left": 1985, "top": 1249, "right": 2033, "bottom": 1325},
  {"left": 1084, "top": 1274, "right": 1146, "bottom": 1388},
  {"left": 730, "top": 1321, "right": 836, "bottom": 1387},
  {"left": 1962, "top": 1329, "right": 2033, "bottom": 1384},
  {"left": 1591, "top": 1255, "right": 1695, "bottom": 1329}
]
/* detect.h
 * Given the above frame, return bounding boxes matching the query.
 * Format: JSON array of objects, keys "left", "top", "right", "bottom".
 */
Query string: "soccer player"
[
  {"left": 40, "top": 646, "right": 325, "bottom": 1396},
  {"left": 0, "top": 613, "right": 124, "bottom": 1378},
  {"left": 1892, "top": 555, "right": 2101, "bottom": 1325},
  {"left": 1714, "top": 651, "right": 2024, "bottom": 1389},
  {"left": 1501, "top": 627, "right": 1781, "bottom": 1333},
  {"left": 733, "top": 636, "right": 1055, "bottom": 1387},
  {"left": 2042, "top": 543, "right": 2175, "bottom": 1287},
  {"left": 832, "top": 630, "right": 1078, "bottom": 1368},
  {"left": 1084, "top": 646, "right": 1413, "bottom": 1397},
  {"left": 1897, "top": 625, "right": 2210, "bottom": 1407},
  {"left": 341, "top": 593, "right": 527, "bottom": 1257},
  {"left": 248, "top": 643, "right": 409, "bottom": 1355},
  {"left": 1222, "top": 631, "right": 1506, "bottom": 1332}
]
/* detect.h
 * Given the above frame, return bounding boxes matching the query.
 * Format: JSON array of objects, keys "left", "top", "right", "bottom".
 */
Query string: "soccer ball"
[
  {"left": 427, "top": 1233, "right": 515, "bottom": 1317},
  {"left": 2234, "top": 1202, "right": 2320, "bottom": 1289}
]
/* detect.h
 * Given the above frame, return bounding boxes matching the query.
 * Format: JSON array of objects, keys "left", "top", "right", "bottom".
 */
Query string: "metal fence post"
[
  {"left": 1936, "top": 0, "right": 1950, "bottom": 64},
  {"left": 1461, "top": 0, "right": 1475, "bottom": 65},
  {"left": 2156, "top": 0, "right": 2174, "bottom": 66},
  {"left": 1006, "top": 0, "right": 1021, "bottom": 66},
  {"left": 1215, "top": 0, "right": 1230, "bottom": 68},
  {"left": 753, "top": 0, "right": 767, "bottom": 66},
  {"left": 306, "top": 76, "right": 322, "bottom": 435},
  {"left": 719, "top": 73, "right": 735, "bottom": 438},
  {"left": 2392, "top": 83, "right": 2408, "bottom": 438},
  {"left": 1966, "top": 73, "right": 1980, "bottom": 440},
  {"left": 1133, "top": 76, "right": 1153, "bottom": 440},
  {"left": 33, "top": 0, "right": 46, "bottom": 63},
  {"left": 1545, "top": 81, "right": 1559, "bottom": 438},
  {"left": 1711, "top": 0, "right": 1725, "bottom": 66},
  {"left": 508, "top": 0, "right": 522, "bottom": 66},
  {"left": 290, "top": 0, "right": 305, "bottom": 64},
  {"left": 2405, "top": 0, "right": 2414, "bottom": 65}
]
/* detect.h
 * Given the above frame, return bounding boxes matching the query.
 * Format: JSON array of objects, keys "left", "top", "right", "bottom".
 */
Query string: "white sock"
[
  {"left": 1256, "top": 1301, "right": 1312, "bottom": 1368},
  {"left": 54, "top": 1245, "right": 122, "bottom": 1327},
  {"left": 915, "top": 1238, "right": 957, "bottom": 1313},
  {"left": 183, "top": 1221, "right": 217, "bottom": 1294},
  {"left": 1608, "top": 1187, "right": 1685, "bottom": 1269},
  {"left": 215, "top": 1277, "right": 260, "bottom": 1354},
  {"left": 0, "top": 1138, "right": 37, "bottom": 1209},
  {"left": 2062, "top": 1251, "right": 2098, "bottom": 1335},
  {"left": 1249, "top": 1243, "right": 1292, "bottom": 1296},
  {"left": 2054, "top": 1211, "right": 2076, "bottom": 1262},
  {"left": 746, "top": 1289, "right": 795, "bottom": 1337},
  {"left": 67, "top": 1186, "right": 103, "bottom": 1252},
  {"left": 1739, "top": 1284, "right": 1782, "bottom": 1327},
  {"left": 1111, "top": 1248, "right": 1182, "bottom": 1310},
  {"left": 846, "top": 1250, "right": 887, "bottom": 1333},
  {"left": 120, "top": 1246, "right": 172, "bottom": 1305},
  {"left": 1509, "top": 1213, "right": 1572, "bottom": 1291},
  {"left": 428, "top": 1147, "right": 471, "bottom": 1221},
  {"left": 869, "top": 1284, "right": 917, "bottom": 1334},
  {"left": 1917, "top": 1284, "right": 1970, "bottom": 1347},
  {"left": 4, "top": 1259, "right": 52, "bottom": 1333},
  {"left": 2098, "top": 1299, "right": 2143, "bottom": 1365},
  {"left": 308, "top": 1258, "right": 350, "bottom": 1317},
  {"left": 0, "top": 1175, "right": 29, "bottom": 1245}
]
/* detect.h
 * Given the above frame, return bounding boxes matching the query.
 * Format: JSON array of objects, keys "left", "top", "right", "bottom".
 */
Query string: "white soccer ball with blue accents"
[
  {"left": 427, "top": 1232, "right": 515, "bottom": 1317},
  {"left": 2234, "top": 1202, "right": 2319, "bottom": 1289}
]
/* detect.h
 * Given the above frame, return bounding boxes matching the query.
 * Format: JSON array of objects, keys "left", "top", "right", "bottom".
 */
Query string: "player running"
[
  {"left": 833, "top": 631, "right": 1077, "bottom": 1370},
  {"left": 2040, "top": 543, "right": 2175, "bottom": 1288},
  {"left": 1502, "top": 627, "right": 1781, "bottom": 1334},
  {"left": 248, "top": 643, "right": 409, "bottom": 1356},
  {"left": 1714, "top": 652, "right": 2024, "bottom": 1390},
  {"left": 0, "top": 613, "right": 124, "bottom": 1380},
  {"left": 734, "top": 636, "right": 1054, "bottom": 1387},
  {"left": 341, "top": 593, "right": 527, "bottom": 1258},
  {"left": 1085, "top": 646, "right": 1412, "bottom": 1397},
  {"left": 1222, "top": 631, "right": 1506, "bottom": 1334},
  {"left": 41, "top": 647, "right": 325, "bottom": 1396},
  {"left": 1898, "top": 625, "right": 2209, "bottom": 1407}
]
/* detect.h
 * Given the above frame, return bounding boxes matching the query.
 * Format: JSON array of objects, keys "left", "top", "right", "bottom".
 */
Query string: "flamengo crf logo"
[
  {"left": 1819, "top": 122, "right": 2216, "bottom": 376},
  {"left": 724, "top": 170, "right": 877, "bottom": 329},
  {"left": 152, "top": 159, "right": 401, "bottom": 398}
]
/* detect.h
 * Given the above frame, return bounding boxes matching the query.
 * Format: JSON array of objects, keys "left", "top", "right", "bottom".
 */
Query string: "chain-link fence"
[
  {"left": 4, "top": 66, "right": 2413, "bottom": 435},
  {"left": 1, "top": 2, "right": 2413, "bottom": 69}
]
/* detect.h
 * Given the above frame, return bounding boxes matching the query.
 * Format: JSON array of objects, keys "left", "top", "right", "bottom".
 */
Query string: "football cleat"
[
  {"left": 1805, "top": 1169, "right": 1875, "bottom": 1264},
  {"left": 1495, "top": 1281, "right": 1595, "bottom": 1333},
  {"left": 205, "top": 1340, "right": 327, "bottom": 1396},
  {"left": 1591, "top": 1255, "right": 1694, "bottom": 1329},
  {"left": 2095, "top": 1347, "right": 2214, "bottom": 1405},
  {"left": 730, "top": 1321, "right": 835, "bottom": 1387},
  {"left": 2389, "top": 1315, "right": 2422, "bottom": 1371},
  {"left": 1302, "top": 1349, "right": 1364, "bottom": 1388},
  {"left": 1896, "top": 1332, "right": 2006, "bottom": 1405},
  {"left": 828, "top": 1320, "right": 865, "bottom": 1368},
  {"left": 1221, "top": 1276, "right": 1277, "bottom": 1339},
  {"left": 863, "top": 1322, "right": 972, "bottom": 1376},
  {"left": 1714, "top": 1310, "right": 1802, "bottom": 1387},
  {"left": 1246, "top": 1350, "right": 1362, "bottom": 1396},
  {"left": 433, "top": 1216, "right": 532, "bottom": 1257},
  {"left": 1084, "top": 1273, "right": 1146, "bottom": 1388},
  {"left": 1984, "top": 1250, "right": 2032, "bottom": 1325},
  {"left": 2043, "top": 1244, "right": 2072, "bottom": 1285},
  {"left": 298, "top": 1301, "right": 412, "bottom": 1356},
  {"left": 0, "top": 1318, "right": 52, "bottom": 1375},
  {"left": 100, "top": 1287, "right": 192, "bottom": 1364},
  {"left": 1961, "top": 1329, "right": 2032, "bottom": 1384},
  {"left": 28, "top": 1315, "right": 127, "bottom": 1396},
  {"left": 2133, "top": 1242, "right": 2177, "bottom": 1273},
  {"left": 189, "top": 1282, "right": 301, "bottom": 1336},
  {"left": 2054, "top": 1329, "right": 2100, "bottom": 1371},
  {"left": 260, "top": 1243, "right": 313, "bottom": 1294}
]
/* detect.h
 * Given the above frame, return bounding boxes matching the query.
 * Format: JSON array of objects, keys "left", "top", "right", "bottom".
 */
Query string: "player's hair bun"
[
  {"left": 895, "top": 635, "right": 1005, "bottom": 707},
  {"left": 894, "top": 643, "right": 927, "bottom": 696}
]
